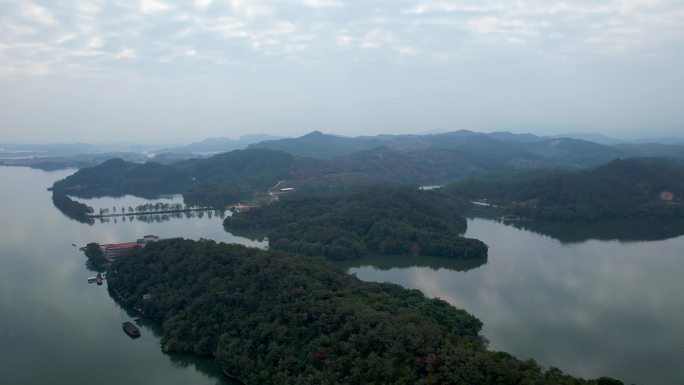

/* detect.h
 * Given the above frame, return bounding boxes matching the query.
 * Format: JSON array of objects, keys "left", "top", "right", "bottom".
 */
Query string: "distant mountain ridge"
[
  {"left": 50, "top": 129, "right": 684, "bottom": 208},
  {"left": 247, "top": 129, "right": 552, "bottom": 157},
  {"left": 162, "top": 134, "right": 282, "bottom": 154},
  {"left": 248, "top": 130, "right": 684, "bottom": 160},
  {"left": 6, "top": 130, "right": 684, "bottom": 172}
]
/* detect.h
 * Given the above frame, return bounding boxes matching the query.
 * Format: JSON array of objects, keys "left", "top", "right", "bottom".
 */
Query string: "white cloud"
[
  {"left": 0, "top": 0, "right": 683, "bottom": 79},
  {"left": 194, "top": 0, "right": 215, "bottom": 9},
  {"left": 465, "top": 17, "right": 540, "bottom": 37},
  {"left": 21, "top": 3, "right": 56, "bottom": 25},
  {"left": 336, "top": 33, "right": 352, "bottom": 46},
  {"left": 86, "top": 36, "right": 104, "bottom": 49},
  {"left": 302, "top": 0, "right": 345, "bottom": 8},
  {"left": 230, "top": 0, "right": 272, "bottom": 17},
  {"left": 398, "top": 46, "right": 419, "bottom": 55},
  {"left": 115, "top": 48, "right": 137, "bottom": 59},
  {"left": 360, "top": 29, "right": 393, "bottom": 49},
  {"left": 54, "top": 34, "right": 77, "bottom": 44},
  {"left": 4, "top": 23, "right": 37, "bottom": 36},
  {"left": 140, "top": 0, "right": 172, "bottom": 14}
]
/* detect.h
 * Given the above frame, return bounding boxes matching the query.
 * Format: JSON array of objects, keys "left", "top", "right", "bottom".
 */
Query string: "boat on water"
[
  {"left": 122, "top": 321, "right": 140, "bottom": 338},
  {"left": 88, "top": 273, "right": 106, "bottom": 284}
]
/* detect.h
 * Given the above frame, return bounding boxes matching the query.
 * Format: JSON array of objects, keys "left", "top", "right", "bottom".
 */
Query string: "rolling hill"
[{"left": 448, "top": 158, "right": 684, "bottom": 221}]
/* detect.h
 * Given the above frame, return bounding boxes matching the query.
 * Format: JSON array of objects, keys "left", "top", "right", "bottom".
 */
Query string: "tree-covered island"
[
  {"left": 107, "top": 238, "right": 622, "bottom": 385},
  {"left": 224, "top": 187, "right": 488, "bottom": 260}
]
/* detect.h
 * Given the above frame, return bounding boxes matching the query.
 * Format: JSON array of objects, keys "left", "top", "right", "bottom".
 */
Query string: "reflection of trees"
[
  {"left": 334, "top": 254, "right": 487, "bottom": 272},
  {"left": 84, "top": 259, "right": 106, "bottom": 273},
  {"left": 166, "top": 354, "right": 237, "bottom": 385},
  {"left": 97, "top": 210, "right": 226, "bottom": 224},
  {"left": 107, "top": 289, "right": 237, "bottom": 385},
  {"left": 51, "top": 192, "right": 95, "bottom": 225},
  {"left": 223, "top": 227, "right": 268, "bottom": 242},
  {"left": 504, "top": 219, "right": 684, "bottom": 244}
]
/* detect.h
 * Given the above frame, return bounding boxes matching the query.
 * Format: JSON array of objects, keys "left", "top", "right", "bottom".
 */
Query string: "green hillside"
[
  {"left": 449, "top": 158, "right": 684, "bottom": 221},
  {"left": 107, "top": 238, "right": 619, "bottom": 385},
  {"left": 51, "top": 149, "right": 296, "bottom": 205},
  {"left": 225, "top": 187, "right": 488, "bottom": 260}
]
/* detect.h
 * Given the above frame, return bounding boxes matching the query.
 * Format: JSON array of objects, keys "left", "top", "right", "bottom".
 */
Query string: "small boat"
[
  {"left": 122, "top": 321, "right": 141, "bottom": 338},
  {"left": 95, "top": 272, "right": 104, "bottom": 285},
  {"left": 71, "top": 243, "right": 76, "bottom": 247},
  {"left": 87, "top": 277, "right": 97, "bottom": 283}
]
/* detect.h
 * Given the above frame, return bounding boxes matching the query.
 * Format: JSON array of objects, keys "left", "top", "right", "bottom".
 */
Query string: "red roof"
[{"left": 103, "top": 242, "right": 138, "bottom": 249}]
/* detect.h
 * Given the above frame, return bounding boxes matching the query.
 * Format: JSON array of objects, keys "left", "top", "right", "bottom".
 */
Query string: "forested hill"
[
  {"left": 224, "top": 187, "right": 488, "bottom": 260},
  {"left": 50, "top": 149, "right": 296, "bottom": 204},
  {"left": 449, "top": 158, "right": 684, "bottom": 221},
  {"left": 50, "top": 134, "right": 684, "bottom": 209},
  {"left": 248, "top": 130, "right": 385, "bottom": 158},
  {"left": 249, "top": 130, "right": 630, "bottom": 167},
  {"left": 107, "top": 238, "right": 621, "bottom": 385}
]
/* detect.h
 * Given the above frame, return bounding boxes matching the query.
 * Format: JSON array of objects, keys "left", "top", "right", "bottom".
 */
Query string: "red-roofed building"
[{"left": 101, "top": 242, "right": 139, "bottom": 260}]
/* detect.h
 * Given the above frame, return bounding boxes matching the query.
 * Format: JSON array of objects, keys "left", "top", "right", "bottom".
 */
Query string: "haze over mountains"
[
  {"left": 48, "top": 128, "right": 684, "bottom": 211},
  {"left": 4, "top": 129, "right": 684, "bottom": 170}
]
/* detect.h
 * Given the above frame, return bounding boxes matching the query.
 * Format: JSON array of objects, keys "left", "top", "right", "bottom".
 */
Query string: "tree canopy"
[
  {"left": 224, "top": 187, "right": 487, "bottom": 260},
  {"left": 107, "top": 239, "right": 619, "bottom": 385},
  {"left": 448, "top": 158, "right": 684, "bottom": 221}
]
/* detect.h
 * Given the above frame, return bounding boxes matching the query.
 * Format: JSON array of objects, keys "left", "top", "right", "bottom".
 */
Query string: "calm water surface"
[
  {"left": 345, "top": 219, "right": 684, "bottom": 385},
  {"left": 0, "top": 167, "right": 262, "bottom": 385},
  {"left": 2, "top": 166, "right": 683, "bottom": 385}
]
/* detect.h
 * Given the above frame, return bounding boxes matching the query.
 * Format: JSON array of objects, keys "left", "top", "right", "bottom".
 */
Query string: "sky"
[{"left": 0, "top": 0, "right": 683, "bottom": 144}]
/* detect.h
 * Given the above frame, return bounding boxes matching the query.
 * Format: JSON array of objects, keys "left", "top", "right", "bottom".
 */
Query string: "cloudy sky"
[{"left": 0, "top": 0, "right": 683, "bottom": 143}]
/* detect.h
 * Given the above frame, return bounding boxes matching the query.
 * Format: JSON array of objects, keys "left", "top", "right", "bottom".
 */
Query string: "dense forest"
[
  {"left": 50, "top": 131, "right": 679, "bottom": 208},
  {"left": 50, "top": 149, "right": 295, "bottom": 205},
  {"left": 51, "top": 191, "right": 94, "bottom": 224},
  {"left": 448, "top": 158, "right": 684, "bottom": 221},
  {"left": 107, "top": 239, "right": 622, "bottom": 385},
  {"left": 51, "top": 157, "right": 191, "bottom": 198},
  {"left": 84, "top": 242, "right": 106, "bottom": 270},
  {"left": 225, "top": 187, "right": 487, "bottom": 260}
]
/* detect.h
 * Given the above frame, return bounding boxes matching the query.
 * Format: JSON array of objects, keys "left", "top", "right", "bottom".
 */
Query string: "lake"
[
  {"left": 0, "top": 167, "right": 262, "bottom": 385},
  {"left": 343, "top": 219, "right": 684, "bottom": 385},
  {"left": 1, "top": 166, "right": 682, "bottom": 385}
]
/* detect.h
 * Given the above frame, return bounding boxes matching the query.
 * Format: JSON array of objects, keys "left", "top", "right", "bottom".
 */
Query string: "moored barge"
[{"left": 122, "top": 321, "right": 140, "bottom": 338}]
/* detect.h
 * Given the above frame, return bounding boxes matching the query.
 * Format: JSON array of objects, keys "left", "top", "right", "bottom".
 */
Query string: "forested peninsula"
[
  {"left": 224, "top": 188, "right": 488, "bottom": 260},
  {"left": 50, "top": 149, "right": 294, "bottom": 205},
  {"left": 449, "top": 158, "right": 684, "bottom": 221},
  {"left": 51, "top": 191, "right": 94, "bottom": 224},
  {"left": 107, "top": 238, "right": 621, "bottom": 385}
]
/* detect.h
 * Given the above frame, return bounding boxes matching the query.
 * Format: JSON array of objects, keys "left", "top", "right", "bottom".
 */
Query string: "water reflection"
[
  {"left": 335, "top": 254, "right": 486, "bottom": 272},
  {"left": 93, "top": 210, "right": 225, "bottom": 224},
  {"left": 469, "top": 211, "right": 684, "bottom": 244},
  {"left": 110, "top": 294, "right": 239, "bottom": 385},
  {"left": 504, "top": 219, "right": 684, "bottom": 244},
  {"left": 348, "top": 218, "right": 684, "bottom": 385},
  {"left": 0, "top": 166, "right": 256, "bottom": 385}
]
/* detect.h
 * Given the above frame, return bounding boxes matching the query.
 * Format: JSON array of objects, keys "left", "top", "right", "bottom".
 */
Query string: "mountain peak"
[{"left": 302, "top": 130, "right": 327, "bottom": 137}]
